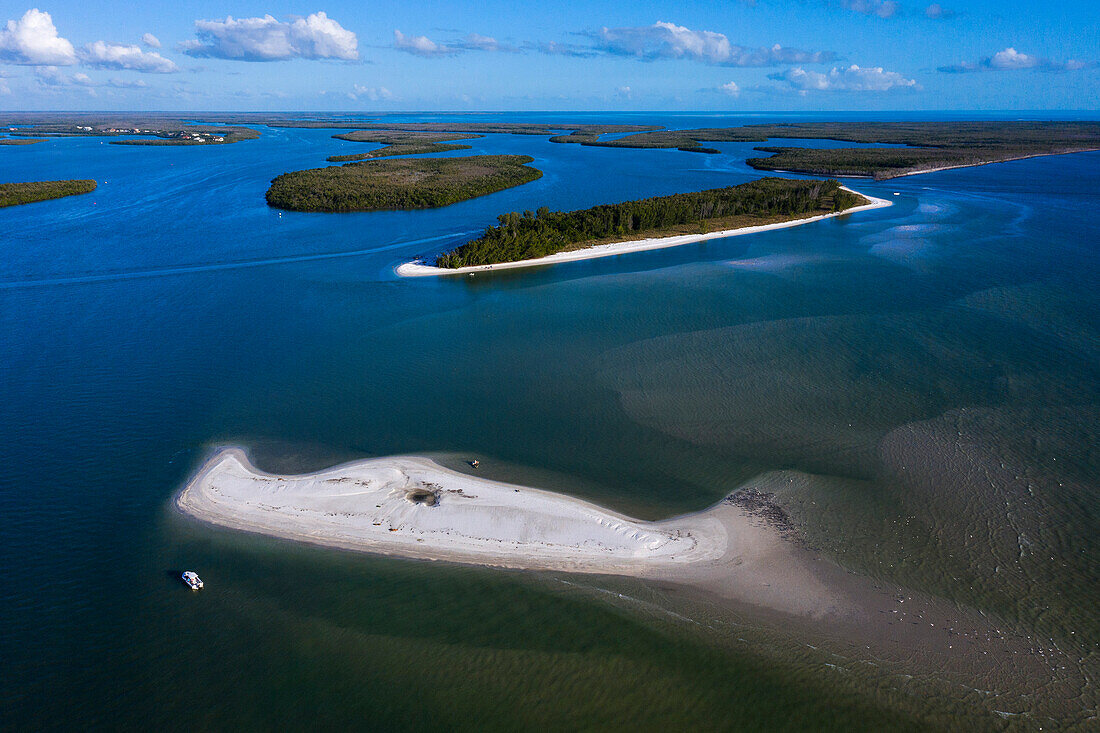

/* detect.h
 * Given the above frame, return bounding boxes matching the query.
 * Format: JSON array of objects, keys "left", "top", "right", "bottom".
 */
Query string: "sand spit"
[
  {"left": 396, "top": 187, "right": 892, "bottom": 277},
  {"left": 178, "top": 447, "right": 852, "bottom": 617},
  {"left": 177, "top": 446, "right": 1091, "bottom": 716},
  {"left": 179, "top": 447, "right": 725, "bottom": 575}
]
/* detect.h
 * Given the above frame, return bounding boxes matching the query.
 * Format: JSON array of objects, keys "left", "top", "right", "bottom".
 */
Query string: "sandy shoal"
[
  {"left": 178, "top": 447, "right": 853, "bottom": 618},
  {"left": 396, "top": 187, "right": 892, "bottom": 277},
  {"left": 176, "top": 446, "right": 1086, "bottom": 704}
]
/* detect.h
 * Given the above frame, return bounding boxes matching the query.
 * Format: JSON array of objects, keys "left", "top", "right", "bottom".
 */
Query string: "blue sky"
[{"left": 0, "top": 0, "right": 1096, "bottom": 111}]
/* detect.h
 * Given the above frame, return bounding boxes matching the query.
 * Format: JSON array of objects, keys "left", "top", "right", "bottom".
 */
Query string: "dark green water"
[{"left": 1, "top": 114, "right": 1097, "bottom": 730}]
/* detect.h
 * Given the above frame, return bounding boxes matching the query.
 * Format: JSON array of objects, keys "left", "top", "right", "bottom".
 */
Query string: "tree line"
[{"left": 436, "top": 178, "right": 862, "bottom": 268}]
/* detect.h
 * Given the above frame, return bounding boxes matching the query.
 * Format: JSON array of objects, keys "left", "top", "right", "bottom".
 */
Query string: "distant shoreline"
[
  {"left": 397, "top": 187, "right": 892, "bottom": 277},
  {"left": 891, "top": 148, "right": 1100, "bottom": 178}
]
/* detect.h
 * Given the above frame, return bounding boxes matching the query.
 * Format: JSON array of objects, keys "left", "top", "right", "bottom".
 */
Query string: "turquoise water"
[{"left": 1, "top": 114, "right": 1097, "bottom": 729}]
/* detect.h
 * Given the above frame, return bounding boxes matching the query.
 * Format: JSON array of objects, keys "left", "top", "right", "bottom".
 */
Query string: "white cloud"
[
  {"left": 0, "top": 79, "right": 10, "bottom": 94},
  {"left": 34, "top": 65, "right": 89, "bottom": 86},
  {"left": 770, "top": 64, "right": 918, "bottom": 93},
  {"left": 938, "top": 48, "right": 1087, "bottom": 73},
  {"left": 392, "top": 30, "right": 516, "bottom": 57},
  {"left": 989, "top": 47, "right": 1040, "bottom": 69},
  {"left": 0, "top": 8, "right": 78, "bottom": 65},
  {"left": 924, "top": 4, "right": 956, "bottom": 19},
  {"left": 181, "top": 12, "right": 358, "bottom": 61},
  {"left": 590, "top": 22, "right": 832, "bottom": 67},
  {"left": 457, "top": 33, "right": 518, "bottom": 53},
  {"left": 393, "top": 29, "right": 456, "bottom": 57},
  {"left": 82, "top": 40, "right": 178, "bottom": 73},
  {"left": 142, "top": 32, "right": 161, "bottom": 48},
  {"left": 34, "top": 66, "right": 151, "bottom": 91},
  {"left": 841, "top": 0, "right": 901, "bottom": 18},
  {"left": 349, "top": 83, "right": 392, "bottom": 101},
  {"left": 719, "top": 81, "right": 741, "bottom": 96}
]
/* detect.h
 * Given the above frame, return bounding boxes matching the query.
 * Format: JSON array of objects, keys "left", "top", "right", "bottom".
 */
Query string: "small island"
[
  {"left": 108, "top": 126, "right": 259, "bottom": 146},
  {"left": 265, "top": 155, "right": 543, "bottom": 212},
  {"left": 0, "top": 179, "right": 97, "bottom": 208},
  {"left": 401, "top": 178, "right": 885, "bottom": 274},
  {"left": 326, "top": 131, "right": 479, "bottom": 162},
  {"left": 0, "top": 138, "right": 46, "bottom": 145},
  {"left": 0, "top": 115, "right": 260, "bottom": 146}
]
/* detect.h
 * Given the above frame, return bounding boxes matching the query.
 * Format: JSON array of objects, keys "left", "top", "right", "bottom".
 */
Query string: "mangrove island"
[
  {"left": 265, "top": 155, "right": 543, "bottom": 212},
  {"left": 434, "top": 178, "right": 866, "bottom": 268},
  {"left": 0, "top": 179, "right": 97, "bottom": 208}
]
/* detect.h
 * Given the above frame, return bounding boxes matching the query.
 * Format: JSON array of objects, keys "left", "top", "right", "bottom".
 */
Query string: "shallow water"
[{"left": 1, "top": 113, "right": 1097, "bottom": 729}]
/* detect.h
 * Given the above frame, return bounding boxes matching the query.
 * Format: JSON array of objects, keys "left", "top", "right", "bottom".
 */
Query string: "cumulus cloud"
[
  {"left": 719, "top": 81, "right": 741, "bottom": 96},
  {"left": 180, "top": 12, "right": 358, "bottom": 61},
  {"left": 770, "top": 64, "right": 918, "bottom": 93},
  {"left": 393, "top": 30, "right": 517, "bottom": 57},
  {"left": 924, "top": 4, "right": 956, "bottom": 19},
  {"left": 588, "top": 21, "right": 832, "bottom": 66},
  {"left": 35, "top": 65, "right": 89, "bottom": 86},
  {"left": 81, "top": 40, "right": 178, "bottom": 73},
  {"left": 841, "top": 0, "right": 901, "bottom": 18},
  {"left": 0, "top": 8, "right": 78, "bottom": 65},
  {"left": 142, "top": 32, "right": 161, "bottom": 48},
  {"left": 393, "top": 30, "right": 455, "bottom": 57},
  {"left": 348, "top": 83, "right": 392, "bottom": 101},
  {"left": 938, "top": 47, "right": 1087, "bottom": 73},
  {"left": 456, "top": 33, "right": 518, "bottom": 53}
]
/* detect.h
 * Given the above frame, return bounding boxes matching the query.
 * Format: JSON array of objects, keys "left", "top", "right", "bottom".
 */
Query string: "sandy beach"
[
  {"left": 177, "top": 447, "right": 855, "bottom": 616},
  {"left": 178, "top": 447, "right": 731, "bottom": 574},
  {"left": 174, "top": 448, "right": 965, "bottom": 628},
  {"left": 396, "top": 187, "right": 892, "bottom": 277}
]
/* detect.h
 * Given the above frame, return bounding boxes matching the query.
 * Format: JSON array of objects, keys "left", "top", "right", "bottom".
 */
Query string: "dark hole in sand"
[{"left": 406, "top": 488, "right": 438, "bottom": 506}]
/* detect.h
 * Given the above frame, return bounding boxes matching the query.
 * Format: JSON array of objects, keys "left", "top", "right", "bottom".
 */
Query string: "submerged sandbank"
[{"left": 396, "top": 187, "right": 892, "bottom": 277}]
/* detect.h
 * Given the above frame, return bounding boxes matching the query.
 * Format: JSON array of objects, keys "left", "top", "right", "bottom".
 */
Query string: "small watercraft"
[{"left": 181, "top": 571, "right": 203, "bottom": 590}]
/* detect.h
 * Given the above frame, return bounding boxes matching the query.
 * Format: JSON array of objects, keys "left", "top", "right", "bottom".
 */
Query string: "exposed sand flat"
[
  {"left": 178, "top": 447, "right": 852, "bottom": 619},
  {"left": 396, "top": 187, "right": 892, "bottom": 277},
  {"left": 178, "top": 447, "right": 726, "bottom": 575}
]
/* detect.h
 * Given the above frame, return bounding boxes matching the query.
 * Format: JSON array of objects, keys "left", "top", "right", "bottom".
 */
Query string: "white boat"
[{"left": 181, "top": 571, "right": 203, "bottom": 590}]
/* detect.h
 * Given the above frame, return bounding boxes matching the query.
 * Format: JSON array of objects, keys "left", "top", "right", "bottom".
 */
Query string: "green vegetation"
[
  {"left": 0, "top": 115, "right": 260, "bottom": 145},
  {"left": 0, "top": 138, "right": 45, "bottom": 145},
  {"left": 553, "top": 122, "right": 1100, "bottom": 179},
  {"left": 266, "top": 155, "right": 542, "bottom": 212},
  {"left": 109, "top": 127, "right": 260, "bottom": 146},
  {"left": 746, "top": 146, "right": 1039, "bottom": 178},
  {"left": 436, "top": 178, "right": 863, "bottom": 268},
  {"left": 0, "top": 179, "right": 96, "bottom": 207},
  {"left": 326, "top": 131, "right": 479, "bottom": 162},
  {"left": 266, "top": 121, "right": 659, "bottom": 137}
]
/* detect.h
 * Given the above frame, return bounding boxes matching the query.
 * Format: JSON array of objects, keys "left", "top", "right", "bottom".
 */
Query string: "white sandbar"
[
  {"left": 396, "top": 187, "right": 892, "bottom": 277},
  {"left": 177, "top": 448, "right": 728, "bottom": 575}
]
